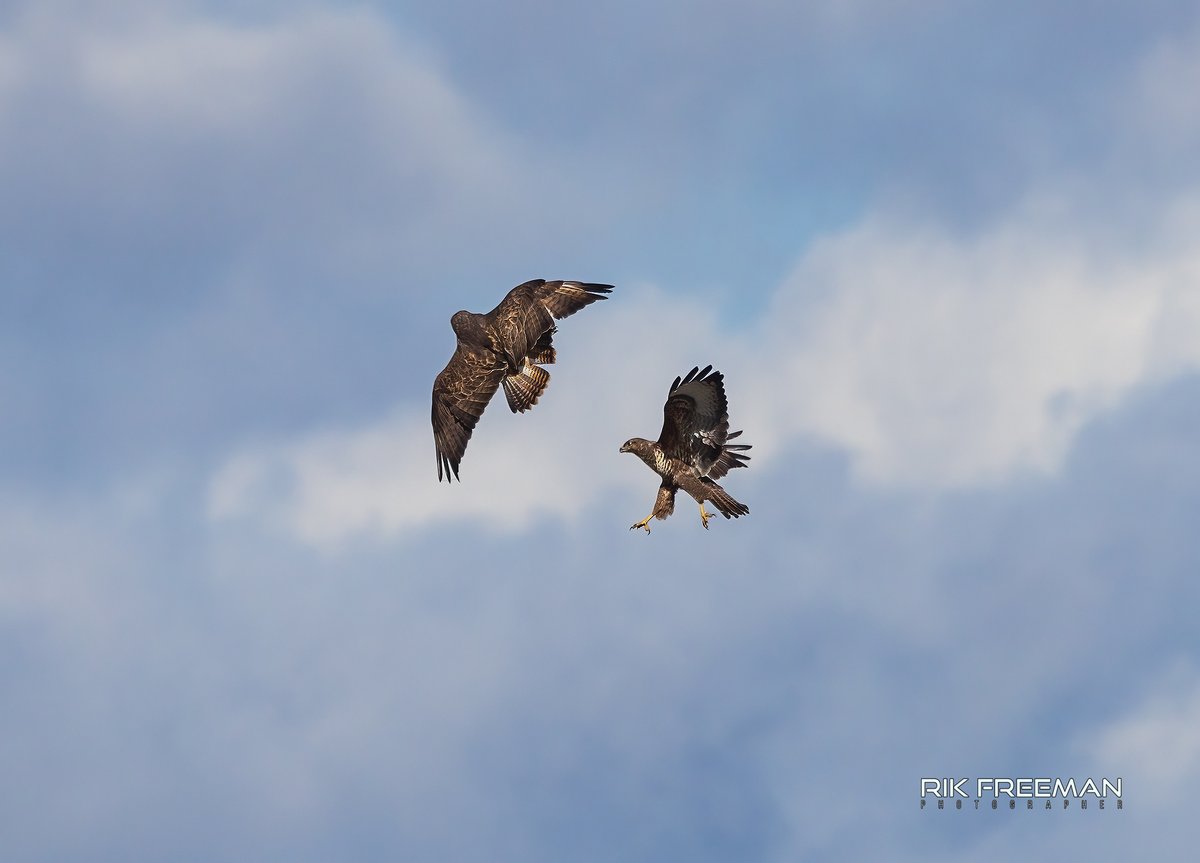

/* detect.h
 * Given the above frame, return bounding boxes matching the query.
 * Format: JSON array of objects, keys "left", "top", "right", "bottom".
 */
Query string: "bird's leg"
[
  {"left": 630, "top": 514, "right": 654, "bottom": 534},
  {"left": 698, "top": 502, "right": 713, "bottom": 530}
]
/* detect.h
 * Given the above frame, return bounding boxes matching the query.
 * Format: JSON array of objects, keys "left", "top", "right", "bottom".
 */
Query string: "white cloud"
[
  {"left": 197, "top": 7, "right": 1200, "bottom": 544},
  {"left": 762, "top": 197, "right": 1200, "bottom": 486},
  {"left": 0, "top": 5, "right": 554, "bottom": 266},
  {"left": 210, "top": 192, "right": 1200, "bottom": 543},
  {"left": 1083, "top": 664, "right": 1200, "bottom": 802},
  {"left": 209, "top": 286, "right": 722, "bottom": 545},
  {"left": 8, "top": 5, "right": 1200, "bottom": 860},
  {"left": 72, "top": 8, "right": 513, "bottom": 188}
]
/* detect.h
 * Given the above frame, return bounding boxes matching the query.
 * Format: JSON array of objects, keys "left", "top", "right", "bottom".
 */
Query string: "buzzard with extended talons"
[
  {"left": 432, "top": 279, "right": 612, "bottom": 482},
  {"left": 620, "top": 365, "right": 752, "bottom": 532}
]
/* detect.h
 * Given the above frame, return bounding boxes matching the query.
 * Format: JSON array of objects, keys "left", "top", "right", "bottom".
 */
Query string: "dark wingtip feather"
[
  {"left": 676, "top": 364, "right": 719, "bottom": 392},
  {"left": 539, "top": 281, "right": 615, "bottom": 320},
  {"left": 570, "top": 282, "right": 613, "bottom": 295},
  {"left": 437, "top": 451, "right": 461, "bottom": 483}
]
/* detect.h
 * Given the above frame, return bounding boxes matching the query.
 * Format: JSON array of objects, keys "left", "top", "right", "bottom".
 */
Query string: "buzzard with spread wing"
[
  {"left": 620, "top": 365, "right": 752, "bottom": 532},
  {"left": 432, "top": 279, "right": 612, "bottom": 482}
]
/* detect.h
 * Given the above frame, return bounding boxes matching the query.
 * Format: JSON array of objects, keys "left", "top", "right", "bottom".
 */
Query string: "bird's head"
[
  {"left": 449, "top": 310, "right": 473, "bottom": 336},
  {"left": 619, "top": 438, "right": 647, "bottom": 456}
]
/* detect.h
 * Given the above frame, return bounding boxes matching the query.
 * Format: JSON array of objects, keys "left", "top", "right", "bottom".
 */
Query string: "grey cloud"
[
  {"left": 5, "top": 4, "right": 1200, "bottom": 859},
  {"left": 0, "top": 6, "right": 613, "bottom": 487},
  {"left": 5, "top": 376, "right": 1199, "bottom": 860},
  {"left": 7, "top": 1, "right": 1200, "bottom": 493}
]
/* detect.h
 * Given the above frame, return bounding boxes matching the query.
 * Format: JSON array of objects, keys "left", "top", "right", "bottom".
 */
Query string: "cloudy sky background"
[{"left": 4, "top": 0, "right": 1200, "bottom": 859}]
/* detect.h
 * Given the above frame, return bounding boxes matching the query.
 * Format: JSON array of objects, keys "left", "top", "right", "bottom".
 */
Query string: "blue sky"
[{"left": 4, "top": 1, "right": 1200, "bottom": 859}]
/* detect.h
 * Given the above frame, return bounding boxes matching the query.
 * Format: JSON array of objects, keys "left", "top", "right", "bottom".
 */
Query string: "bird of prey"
[
  {"left": 620, "top": 365, "right": 751, "bottom": 532},
  {"left": 432, "top": 279, "right": 612, "bottom": 482}
]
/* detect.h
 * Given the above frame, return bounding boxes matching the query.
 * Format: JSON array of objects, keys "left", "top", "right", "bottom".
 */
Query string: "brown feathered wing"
[
  {"left": 656, "top": 365, "right": 751, "bottom": 478},
  {"left": 431, "top": 346, "right": 506, "bottom": 482},
  {"left": 488, "top": 280, "right": 612, "bottom": 370}
]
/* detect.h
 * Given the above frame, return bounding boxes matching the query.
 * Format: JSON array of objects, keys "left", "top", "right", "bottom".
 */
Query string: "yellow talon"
[
  {"left": 699, "top": 503, "right": 713, "bottom": 530},
  {"left": 630, "top": 515, "right": 653, "bottom": 534}
]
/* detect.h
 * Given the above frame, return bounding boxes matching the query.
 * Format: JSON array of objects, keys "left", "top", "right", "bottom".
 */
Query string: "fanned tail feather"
[
  {"left": 502, "top": 363, "right": 550, "bottom": 413},
  {"left": 701, "top": 478, "right": 750, "bottom": 519}
]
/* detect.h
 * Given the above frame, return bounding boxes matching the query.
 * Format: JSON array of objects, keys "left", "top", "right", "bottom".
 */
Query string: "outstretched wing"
[
  {"left": 657, "top": 365, "right": 734, "bottom": 472},
  {"left": 533, "top": 280, "right": 613, "bottom": 320},
  {"left": 488, "top": 280, "right": 612, "bottom": 366},
  {"left": 431, "top": 346, "right": 506, "bottom": 482}
]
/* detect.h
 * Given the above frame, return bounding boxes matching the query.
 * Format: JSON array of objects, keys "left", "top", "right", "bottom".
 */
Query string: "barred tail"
[
  {"left": 502, "top": 362, "right": 550, "bottom": 413},
  {"left": 702, "top": 478, "right": 750, "bottom": 519}
]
